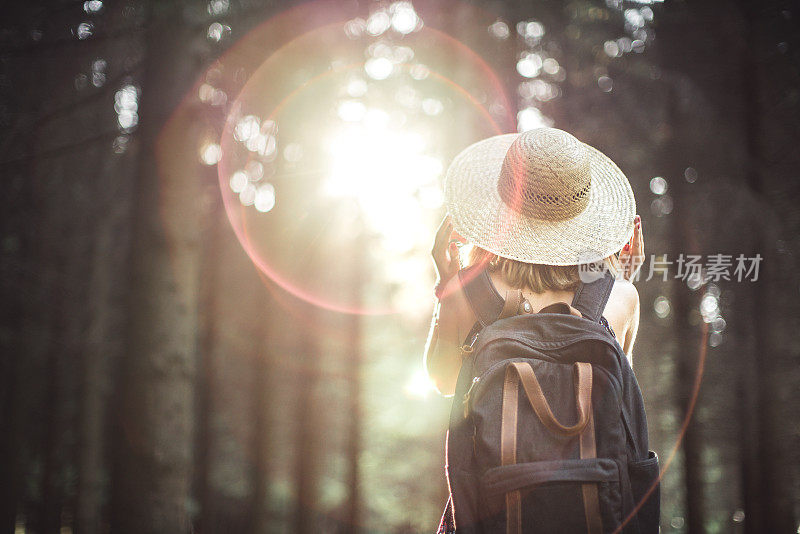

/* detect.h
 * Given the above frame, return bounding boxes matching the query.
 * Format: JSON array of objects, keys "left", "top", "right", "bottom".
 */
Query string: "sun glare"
[
  {"left": 404, "top": 369, "right": 438, "bottom": 399},
  {"left": 323, "top": 116, "right": 441, "bottom": 253},
  {"left": 215, "top": 0, "right": 512, "bottom": 315}
]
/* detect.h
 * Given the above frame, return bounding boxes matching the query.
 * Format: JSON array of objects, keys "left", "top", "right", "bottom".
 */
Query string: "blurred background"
[{"left": 1, "top": 0, "right": 799, "bottom": 533}]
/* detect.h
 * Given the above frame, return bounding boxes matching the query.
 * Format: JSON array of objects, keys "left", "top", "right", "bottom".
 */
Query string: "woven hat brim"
[{"left": 444, "top": 133, "right": 636, "bottom": 266}]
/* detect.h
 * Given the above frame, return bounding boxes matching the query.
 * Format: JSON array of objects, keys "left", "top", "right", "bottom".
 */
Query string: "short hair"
[{"left": 468, "top": 246, "right": 620, "bottom": 293}]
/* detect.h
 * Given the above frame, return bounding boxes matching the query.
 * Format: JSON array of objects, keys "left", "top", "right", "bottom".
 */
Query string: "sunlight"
[
  {"left": 404, "top": 369, "right": 438, "bottom": 399},
  {"left": 200, "top": 142, "right": 222, "bottom": 165},
  {"left": 215, "top": 1, "right": 511, "bottom": 315},
  {"left": 323, "top": 115, "right": 442, "bottom": 253}
]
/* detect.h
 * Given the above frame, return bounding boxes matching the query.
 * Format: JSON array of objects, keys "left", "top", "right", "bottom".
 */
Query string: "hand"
[
  {"left": 431, "top": 215, "right": 465, "bottom": 286},
  {"left": 618, "top": 215, "right": 644, "bottom": 281}
]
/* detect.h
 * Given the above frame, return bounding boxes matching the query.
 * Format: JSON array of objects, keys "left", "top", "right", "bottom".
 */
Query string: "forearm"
[
  {"left": 623, "top": 299, "right": 640, "bottom": 367},
  {"left": 423, "top": 301, "right": 440, "bottom": 375},
  {"left": 424, "top": 300, "right": 465, "bottom": 395}
]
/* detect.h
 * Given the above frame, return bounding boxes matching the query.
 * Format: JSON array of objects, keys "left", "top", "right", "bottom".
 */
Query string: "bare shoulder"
[
  {"left": 610, "top": 277, "right": 640, "bottom": 312},
  {"left": 610, "top": 278, "right": 641, "bottom": 361},
  {"left": 604, "top": 278, "right": 640, "bottom": 344}
]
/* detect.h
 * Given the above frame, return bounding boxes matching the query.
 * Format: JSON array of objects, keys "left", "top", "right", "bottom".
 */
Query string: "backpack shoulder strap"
[
  {"left": 457, "top": 265, "right": 506, "bottom": 348},
  {"left": 570, "top": 270, "right": 616, "bottom": 322},
  {"left": 457, "top": 265, "right": 504, "bottom": 327}
]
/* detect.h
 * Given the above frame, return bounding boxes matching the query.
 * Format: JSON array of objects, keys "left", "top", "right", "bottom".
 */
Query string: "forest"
[{"left": 1, "top": 0, "right": 799, "bottom": 532}]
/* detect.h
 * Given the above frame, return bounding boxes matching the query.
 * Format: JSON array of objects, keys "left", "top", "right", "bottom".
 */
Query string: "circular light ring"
[{"left": 217, "top": 22, "right": 512, "bottom": 315}]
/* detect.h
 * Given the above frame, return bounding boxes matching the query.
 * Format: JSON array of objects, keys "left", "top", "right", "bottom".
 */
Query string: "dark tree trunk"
[
  {"left": 737, "top": 1, "right": 796, "bottom": 530},
  {"left": 292, "top": 300, "right": 321, "bottom": 534},
  {"left": 33, "top": 34, "right": 82, "bottom": 534},
  {"left": 0, "top": 28, "right": 46, "bottom": 527},
  {"left": 110, "top": 3, "right": 204, "bottom": 533},
  {"left": 39, "top": 277, "right": 66, "bottom": 534},
  {"left": 673, "top": 288, "right": 705, "bottom": 534},
  {"left": 194, "top": 174, "right": 221, "bottom": 534},
  {"left": 658, "top": 7, "right": 711, "bottom": 532},
  {"left": 0, "top": 11, "right": 39, "bottom": 521},
  {"left": 75, "top": 147, "right": 135, "bottom": 534},
  {"left": 75, "top": 226, "right": 113, "bottom": 534},
  {"left": 661, "top": 72, "right": 706, "bottom": 534},
  {"left": 0, "top": 5, "right": 65, "bottom": 530},
  {"left": 343, "top": 233, "right": 365, "bottom": 534},
  {"left": 737, "top": 3, "right": 765, "bottom": 530},
  {"left": 249, "top": 288, "right": 272, "bottom": 534}
]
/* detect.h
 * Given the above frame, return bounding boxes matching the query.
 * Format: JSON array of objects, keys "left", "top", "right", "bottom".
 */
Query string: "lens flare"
[{"left": 203, "top": 0, "right": 512, "bottom": 316}]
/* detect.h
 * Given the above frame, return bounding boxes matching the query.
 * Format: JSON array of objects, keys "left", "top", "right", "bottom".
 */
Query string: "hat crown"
[{"left": 497, "top": 128, "right": 592, "bottom": 220}]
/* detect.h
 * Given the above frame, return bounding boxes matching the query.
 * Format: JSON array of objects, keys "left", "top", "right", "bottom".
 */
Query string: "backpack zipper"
[
  {"left": 462, "top": 357, "right": 524, "bottom": 418},
  {"left": 460, "top": 330, "right": 480, "bottom": 356},
  {"left": 462, "top": 376, "right": 480, "bottom": 418}
]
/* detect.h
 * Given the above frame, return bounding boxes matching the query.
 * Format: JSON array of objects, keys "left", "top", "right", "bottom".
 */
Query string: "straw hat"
[{"left": 444, "top": 127, "right": 636, "bottom": 266}]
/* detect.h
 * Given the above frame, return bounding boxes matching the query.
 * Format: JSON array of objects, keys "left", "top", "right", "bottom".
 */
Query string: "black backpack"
[{"left": 438, "top": 266, "right": 660, "bottom": 534}]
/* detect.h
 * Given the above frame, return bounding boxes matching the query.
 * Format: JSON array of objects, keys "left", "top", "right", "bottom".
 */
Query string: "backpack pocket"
[
  {"left": 479, "top": 458, "right": 622, "bottom": 533},
  {"left": 628, "top": 451, "right": 660, "bottom": 533},
  {"left": 468, "top": 360, "right": 628, "bottom": 532}
]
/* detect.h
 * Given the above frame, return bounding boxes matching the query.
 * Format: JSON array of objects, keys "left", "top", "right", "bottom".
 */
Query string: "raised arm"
[
  {"left": 623, "top": 287, "right": 640, "bottom": 367},
  {"left": 424, "top": 277, "right": 471, "bottom": 396},
  {"left": 424, "top": 215, "right": 469, "bottom": 396},
  {"left": 618, "top": 214, "right": 644, "bottom": 367}
]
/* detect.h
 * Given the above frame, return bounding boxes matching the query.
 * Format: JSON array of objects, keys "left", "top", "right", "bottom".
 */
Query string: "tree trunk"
[
  {"left": 249, "top": 287, "right": 272, "bottom": 534},
  {"left": 110, "top": 3, "right": 204, "bottom": 533},
  {"left": 343, "top": 233, "right": 365, "bottom": 533},
  {"left": 737, "top": 125, "right": 795, "bottom": 532},
  {"left": 76, "top": 188, "right": 133, "bottom": 534},
  {"left": 292, "top": 301, "right": 321, "bottom": 534},
  {"left": 664, "top": 74, "right": 707, "bottom": 534},
  {"left": 737, "top": 0, "right": 796, "bottom": 528},
  {"left": 194, "top": 175, "right": 221, "bottom": 534},
  {"left": 658, "top": 7, "right": 710, "bottom": 531},
  {"left": 39, "top": 269, "right": 66, "bottom": 534}
]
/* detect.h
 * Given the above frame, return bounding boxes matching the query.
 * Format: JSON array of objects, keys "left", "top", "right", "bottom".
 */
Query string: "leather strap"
[
  {"left": 513, "top": 362, "right": 592, "bottom": 437},
  {"left": 499, "top": 290, "right": 523, "bottom": 319},
  {"left": 579, "top": 389, "right": 603, "bottom": 534},
  {"left": 501, "top": 364, "right": 521, "bottom": 534},
  {"left": 501, "top": 362, "right": 594, "bottom": 534}
]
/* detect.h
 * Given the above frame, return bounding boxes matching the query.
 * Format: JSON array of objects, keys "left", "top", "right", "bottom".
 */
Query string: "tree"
[{"left": 110, "top": 3, "right": 206, "bottom": 532}]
